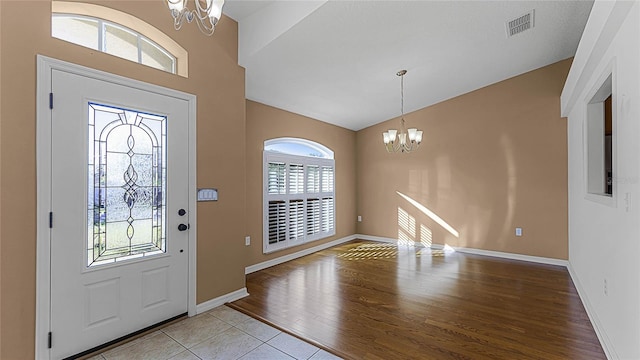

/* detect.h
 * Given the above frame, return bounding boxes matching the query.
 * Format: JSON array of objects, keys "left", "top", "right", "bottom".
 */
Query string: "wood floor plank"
[{"left": 231, "top": 240, "right": 605, "bottom": 360}]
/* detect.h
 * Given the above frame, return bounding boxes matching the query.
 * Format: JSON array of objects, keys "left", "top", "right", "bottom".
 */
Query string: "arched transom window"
[
  {"left": 51, "top": 2, "right": 188, "bottom": 76},
  {"left": 263, "top": 138, "right": 335, "bottom": 253}
]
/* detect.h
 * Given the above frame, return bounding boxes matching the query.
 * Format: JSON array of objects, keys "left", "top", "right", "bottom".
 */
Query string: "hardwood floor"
[{"left": 230, "top": 240, "right": 606, "bottom": 360}]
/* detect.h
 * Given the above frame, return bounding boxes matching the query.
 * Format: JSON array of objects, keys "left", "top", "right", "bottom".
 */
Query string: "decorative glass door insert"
[{"left": 88, "top": 103, "right": 166, "bottom": 267}]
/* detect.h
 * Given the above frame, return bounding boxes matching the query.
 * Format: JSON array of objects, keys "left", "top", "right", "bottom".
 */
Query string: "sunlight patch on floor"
[{"left": 338, "top": 242, "right": 452, "bottom": 261}]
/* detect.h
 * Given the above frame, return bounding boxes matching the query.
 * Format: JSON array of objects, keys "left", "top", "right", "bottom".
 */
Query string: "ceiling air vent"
[{"left": 506, "top": 10, "right": 535, "bottom": 37}]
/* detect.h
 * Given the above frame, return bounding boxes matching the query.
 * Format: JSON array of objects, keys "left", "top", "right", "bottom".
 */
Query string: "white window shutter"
[
  {"left": 268, "top": 200, "right": 286, "bottom": 244},
  {"left": 288, "top": 199, "right": 305, "bottom": 240},
  {"left": 264, "top": 146, "right": 335, "bottom": 253},
  {"left": 289, "top": 163, "right": 304, "bottom": 194},
  {"left": 268, "top": 162, "right": 286, "bottom": 195}
]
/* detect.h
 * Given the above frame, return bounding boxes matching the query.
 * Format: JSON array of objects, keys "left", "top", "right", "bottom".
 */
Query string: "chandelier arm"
[
  {"left": 172, "top": 10, "right": 187, "bottom": 30},
  {"left": 194, "top": 15, "right": 215, "bottom": 36},
  {"left": 194, "top": 1, "right": 213, "bottom": 21},
  {"left": 386, "top": 137, "right": 421, "bottom": 153},
  {"left": 386, "top": 141, "right": 401, "bottom": 153}
]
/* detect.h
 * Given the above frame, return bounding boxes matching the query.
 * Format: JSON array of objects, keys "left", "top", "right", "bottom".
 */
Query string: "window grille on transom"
[{"left": 52, "top": 14, "right": 177, "bottom": 74}]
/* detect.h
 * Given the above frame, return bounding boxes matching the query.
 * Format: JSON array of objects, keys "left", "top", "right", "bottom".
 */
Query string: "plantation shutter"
[
  {"left": 264, "top": 149, "right": 335, "bottom": 253},
  {"left": 268, "top": 162, "right": 286, "bottom": 195},
  {"left": 268, "top": 200, "right": 286, "bottom": 244},
  {"left": 289, "top": 163, "right": 304, "bottom": 194},
  {"left": 306, "top": 198, "right": 321, "bottom": 235},
  {"left": 322, "top": 197, "right": 334, "bottom": 232},
  {"left": 321, "top": 166, "right": 334, "bottom": 192},
  {"left": 307, "top": 165, "right": 320, "bottom": 193},
  {"left": 289, "top": 199, "right": 305, "bottom": 240}
]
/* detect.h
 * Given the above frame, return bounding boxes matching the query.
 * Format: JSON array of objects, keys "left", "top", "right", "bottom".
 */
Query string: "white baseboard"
[
  {"left": 355, "top": 234, "right": 568, "bottom": 267},
  {"left": 354, "top": 234, "right": 397, "bottom": 244},
  {"left": 567, "top": 264, "right": 616, "bottom": 360},
  {"left": 195, "top": 287, "right": 249, "bottom": 314},
  {"left": 245, "top": 234, "right": 357, "bottom": 274},
  {"left": 450, "top": 246, "right": 568, "bottom": 267}
]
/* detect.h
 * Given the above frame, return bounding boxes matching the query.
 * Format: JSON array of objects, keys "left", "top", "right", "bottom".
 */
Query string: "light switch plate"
[{"left": 197, "top": 188, "right": 218, "bottom": 201}]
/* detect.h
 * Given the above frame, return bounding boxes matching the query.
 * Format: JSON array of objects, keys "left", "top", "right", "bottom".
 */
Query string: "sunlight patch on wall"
[
  {"left": 398, "top": 207, "right": 417, "bottom": 246},
  {"left": 397, "top": 192, "right": 460, "bottom": 238},
  {"left": 420, "top": 224, "right": 432, "bottom": 248}
]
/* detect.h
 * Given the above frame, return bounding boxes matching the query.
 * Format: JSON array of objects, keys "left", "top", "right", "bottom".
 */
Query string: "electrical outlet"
[
  {"left": 245, "top": 236, "right": 251, "bottom": 246},
  {"left": 357, "top": 215, "right": 362, "bottom": 222},
  {"left": 515, "top": 227, "right": 522, "bottom": 237}
]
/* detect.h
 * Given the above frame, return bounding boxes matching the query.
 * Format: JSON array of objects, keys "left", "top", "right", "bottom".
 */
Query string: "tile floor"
[{"left": 87, "top": 306, "right": 342, "bottom": 360}]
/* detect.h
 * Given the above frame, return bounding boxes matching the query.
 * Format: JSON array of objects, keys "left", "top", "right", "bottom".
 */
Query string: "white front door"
[{"left": 47, "top": 67, "right": 192, "bottom": 359}]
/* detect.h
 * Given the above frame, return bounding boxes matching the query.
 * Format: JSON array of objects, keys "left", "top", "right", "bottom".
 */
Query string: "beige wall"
[
  {"left": 356, "top": 59, "right": 571, "bottom": 260},
  {"left": 0, "top": 1, "right": 246, "bottom": 358},
  {"left": 244, "top": 100, "right": 357, "bottom": 266},
  {"left": 0, "top": 0, "right": 573, "bottom": 355}
]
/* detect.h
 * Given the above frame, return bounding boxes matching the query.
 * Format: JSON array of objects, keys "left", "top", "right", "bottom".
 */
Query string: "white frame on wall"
[
  {"left": 583, "top": 59, "right": 617, "bottom": 207},
  {"left": 262, "top": 138, "right": 336, "bottom": 254}
]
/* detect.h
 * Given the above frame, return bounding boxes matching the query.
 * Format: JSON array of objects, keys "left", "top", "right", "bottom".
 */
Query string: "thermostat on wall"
[{"left": 197, "top": 188, "right": 218, "bottom": 201}]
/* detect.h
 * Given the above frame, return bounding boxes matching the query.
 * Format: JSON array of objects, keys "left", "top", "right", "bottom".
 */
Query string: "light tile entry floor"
[{"left": 87, "top": 306, "right": 342, "bottom": 360}]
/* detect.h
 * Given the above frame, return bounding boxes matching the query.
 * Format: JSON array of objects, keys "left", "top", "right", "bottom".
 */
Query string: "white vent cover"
[{"left": 506, "top": 10, "right": 535, "bottom": 37}]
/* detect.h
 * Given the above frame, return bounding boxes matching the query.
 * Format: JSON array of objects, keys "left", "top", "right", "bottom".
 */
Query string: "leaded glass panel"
[{"left": 87, "top": 103, "right": 167, "bottom": 267}]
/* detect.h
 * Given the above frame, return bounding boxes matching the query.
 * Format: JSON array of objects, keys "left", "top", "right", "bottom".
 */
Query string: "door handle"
[{"left": 178, "top": 223, "right": 189, "bottom": 231}]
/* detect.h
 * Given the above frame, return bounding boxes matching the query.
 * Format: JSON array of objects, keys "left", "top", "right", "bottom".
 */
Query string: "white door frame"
[{"left": 35, "top": 55, "right": 198, "bottom": 359}]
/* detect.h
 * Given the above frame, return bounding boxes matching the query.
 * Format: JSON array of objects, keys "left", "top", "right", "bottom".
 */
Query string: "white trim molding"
[
  {"left": 560, "top": 0, "right": 634, "bottom": 117},
  {"left": 246, "top": 235, "right": 356, "bottom": 274},
  {"left": 196, "top": 288, "right": 250, "bottom": 314},
  {"left": 355, "top": 234, "right": 568, "bottom": 267},
  {"left": 449, "top": 246, "right": 568, "bottom": 267},
  {"left": 566, "top": 264, "right": 616, "bottom": 359},
  {"left": 354, "top": 234, "right": 397, "bottom": 244}
]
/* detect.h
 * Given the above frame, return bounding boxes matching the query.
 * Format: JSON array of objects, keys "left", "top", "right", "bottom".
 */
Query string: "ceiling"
[{"left": 223, "top": 1, "right": 593, "bottom": 131}]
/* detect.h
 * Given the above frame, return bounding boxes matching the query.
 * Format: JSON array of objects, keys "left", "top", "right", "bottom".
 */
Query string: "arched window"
[
  {"left": 263, "top": 138, "right": 335, "bottom": 253},
  {"left": 51, "top": 2, "right": 188, "bottom": 77}
]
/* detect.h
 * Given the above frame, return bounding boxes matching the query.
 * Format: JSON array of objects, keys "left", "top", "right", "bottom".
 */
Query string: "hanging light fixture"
[
  {"left": 167, "top": 0, "right": 225, "bottom": 36},
  {"left": 382, "top": 70, "right": 423, "bottom": 153}
]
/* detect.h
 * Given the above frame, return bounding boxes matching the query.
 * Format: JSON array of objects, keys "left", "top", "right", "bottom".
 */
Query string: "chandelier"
[
  {"left": 167, "top": 0, "right": 225, "bottom": 36},
  {"left": 382, "top": 70, "right": 423, "bottom": 153}
]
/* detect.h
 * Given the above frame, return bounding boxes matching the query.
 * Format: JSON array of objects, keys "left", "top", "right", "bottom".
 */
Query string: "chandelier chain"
[{"left": 400, "top": 72, "right": 404, "bottom": 120}]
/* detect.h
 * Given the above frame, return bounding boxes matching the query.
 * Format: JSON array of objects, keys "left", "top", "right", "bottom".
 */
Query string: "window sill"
[
  {"left": 584, "top": 192, "right": 616, "bottom": 208},
  {"left": 263, "top": 232, "right": 336, "bottom": 255}
]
